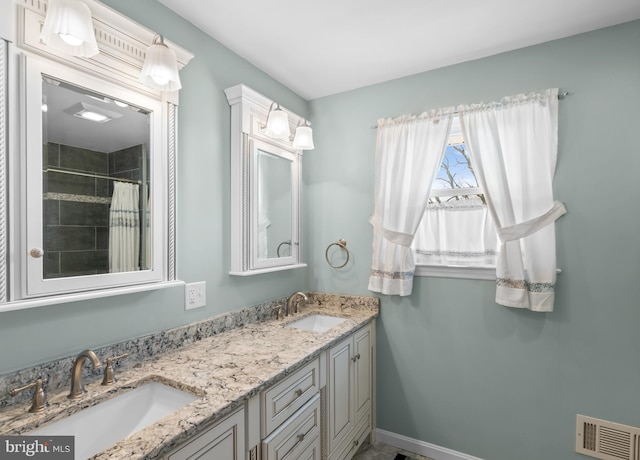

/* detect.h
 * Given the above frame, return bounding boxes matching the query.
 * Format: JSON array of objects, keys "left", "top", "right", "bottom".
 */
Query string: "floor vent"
[{"left": 576, "top": 415, "right": 640, "bottom": 460}]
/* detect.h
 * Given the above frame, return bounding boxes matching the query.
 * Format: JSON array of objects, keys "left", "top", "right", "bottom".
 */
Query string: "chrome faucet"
[
  {"left": 286, "top": 291, "right": 308, "bottom": 316},
  {"left": 68, "top": 349, "right": 102, "bottom": 399}
]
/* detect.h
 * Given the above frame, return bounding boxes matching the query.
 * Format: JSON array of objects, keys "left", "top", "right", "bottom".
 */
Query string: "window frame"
[{"left": 414, "top": 116, "right": 497, "bottom": 280}]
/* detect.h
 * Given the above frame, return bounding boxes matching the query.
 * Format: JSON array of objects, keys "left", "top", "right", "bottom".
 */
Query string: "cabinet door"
[
  {"left": 327, "top": 335, "right": 354, "bottom": 454},
  {"left": 353, "top": 325, "right": 372, "bottom": 421},
  {"left": 167, "top": 408, "right": 245, "bottom": 460}
]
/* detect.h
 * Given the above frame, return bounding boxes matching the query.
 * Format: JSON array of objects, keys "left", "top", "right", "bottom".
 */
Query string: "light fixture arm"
[
  {"left": 152, "top": 34, "right": 167, "bottom": 48},
  {"left": 260, "top": 102, "right": 279, "bottom": 130}
]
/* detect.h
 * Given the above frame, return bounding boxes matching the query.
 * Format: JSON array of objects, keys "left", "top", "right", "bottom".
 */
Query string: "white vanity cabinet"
[
  {"left": 165, "top": 408, "right": 245, "bottom": 460},
  {"left": 326, "top": 323, "right": 374, "bottom": 460},
  {"left": 161, "top": 321, "right": 375, "bottom": 460}
]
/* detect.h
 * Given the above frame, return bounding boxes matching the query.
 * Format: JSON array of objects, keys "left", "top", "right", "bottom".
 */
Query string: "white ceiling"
[
  {"left": 158, "top": 0, "right": 640, "bottom": 100},
  {"left": 45, "top": 79, "right": 148, "bottom": 153}
]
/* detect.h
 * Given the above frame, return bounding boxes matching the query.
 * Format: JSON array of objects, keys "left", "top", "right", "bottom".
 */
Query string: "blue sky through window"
[{"left": 432, "top": 143, "right": 478, "bottom": 190}]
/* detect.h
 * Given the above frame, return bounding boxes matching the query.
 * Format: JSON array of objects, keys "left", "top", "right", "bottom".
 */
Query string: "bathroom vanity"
[
  {"left": 0, "top": 293, "right": 378, "bottom": 460},
  {"left": 164, "top": 321, "right": 373, "bottom": 460}
]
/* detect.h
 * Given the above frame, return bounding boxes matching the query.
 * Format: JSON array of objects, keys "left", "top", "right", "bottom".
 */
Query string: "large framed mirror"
[
  {"left": 225, "top": 84, "right": 306, "bottom": 275},
  {"left": 0, "top": 0, "right": 192, "bottom": 309},
  {"left": 22, "top": 56, "right": 167, "bottom": 298}
]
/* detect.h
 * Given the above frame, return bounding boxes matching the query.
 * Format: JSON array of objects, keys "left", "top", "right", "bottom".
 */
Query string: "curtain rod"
[
  {"left": 371, "top": 91, "right": 570, "bottom": 129},
  {"left": 43, "top": 167, "right": 142, "bottom": 184}
]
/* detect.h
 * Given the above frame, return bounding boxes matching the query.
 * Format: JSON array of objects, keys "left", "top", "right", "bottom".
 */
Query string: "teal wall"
[
  {"left": 0, "top": 0, "right": 310, "bottom": 373},
  {"left": 307, "top": 20, "right": 640, "bottom": 460},
  {"left": 3, "top": 2, "right": 640, "bottom": 459}
]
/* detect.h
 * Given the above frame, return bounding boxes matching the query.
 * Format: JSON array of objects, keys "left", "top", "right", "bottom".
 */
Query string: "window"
[{"left": 412, "top": 116, "right": 499, "bottom": 279}]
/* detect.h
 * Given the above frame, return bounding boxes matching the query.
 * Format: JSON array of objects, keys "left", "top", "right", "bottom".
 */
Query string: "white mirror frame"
[
  {"left": 22, "top": 56, "right": 166, "bottom": 297},
  {"left": 225, "top": 85, "right": 307, "bottom": 276},
  {"left": 0, "top": 0, "right": 193, "bottom": 310},
  {"left": 249, "top": 138, "right": 300, "bottom": 270},
  {"left": 0, "top": 39, "right": 8, "bottom": 303}
]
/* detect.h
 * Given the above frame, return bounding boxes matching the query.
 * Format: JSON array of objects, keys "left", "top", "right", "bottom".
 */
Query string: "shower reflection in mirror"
[{"left": 42, "top": 76, "right": 151, "bottom": 278}]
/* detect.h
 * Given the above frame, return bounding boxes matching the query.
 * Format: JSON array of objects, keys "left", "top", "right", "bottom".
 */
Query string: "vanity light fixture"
[
  {"left": 39, "top": 0, "right": 99, "bottom": 57},
  {"left": 140, "top": 35, "right": 182, "bottom": 91},
  {"left": 292, "top": 119, "right": 315, "bottom": 150},
  {"left": 262, "top": 102, "right": 291, "bottom": 140}
]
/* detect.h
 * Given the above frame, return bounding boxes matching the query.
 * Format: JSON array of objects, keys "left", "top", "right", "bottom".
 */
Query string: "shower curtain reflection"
[{"left": 109, "top": 182, "right": 140, "bottom": 273}]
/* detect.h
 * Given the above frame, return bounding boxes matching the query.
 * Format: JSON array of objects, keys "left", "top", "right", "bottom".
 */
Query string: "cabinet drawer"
[
  {"left": 261, "top": 358, "right": 320, "bottom": 436},
  {"left": 293, "top": 432, "right": 322, "bottom": 460},
  {"left": 167, "top": 408, "right": 245, "bottom": 460},
  {"left": 262, "top": 393, "right": 321, "bottom": 460},
  {"left": 330, "top": 410, "right": 371, "bottom": 460}
]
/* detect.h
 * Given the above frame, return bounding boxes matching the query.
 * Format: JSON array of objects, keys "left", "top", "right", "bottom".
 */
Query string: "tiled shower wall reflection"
[{"left": 43, "top": 142, "right": 143, "bottom": 278}]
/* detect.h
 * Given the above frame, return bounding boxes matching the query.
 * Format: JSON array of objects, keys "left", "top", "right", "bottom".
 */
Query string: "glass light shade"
[
  {"left": 140, "top": 40, "right": 182, "bottom": 91},
  {"left": 40, "top": 0, "right": 99, "bottom": 57},
  {"left": 292, "top": 125, "right": 315, "bottom": 150},
  {"left": 264, "top": 108, "right": 291, "bottom": 140}
]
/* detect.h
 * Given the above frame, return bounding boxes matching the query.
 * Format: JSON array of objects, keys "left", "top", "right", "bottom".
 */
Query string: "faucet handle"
[
  {"left": 10, "top": 378, "right": 48, "bottom": 413},
  {"left": 101, "top": 353, "right": 129, "bottom": 386}
]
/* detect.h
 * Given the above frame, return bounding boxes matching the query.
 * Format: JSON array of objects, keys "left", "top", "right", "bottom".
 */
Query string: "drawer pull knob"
[
  {"left": 297, "top": 433, "right": 305, "bottom": 442},
  {"left": 351, "top": 353, "right": 361, "bottom": 362},
  {"left": 294, "top": 388, "right": 303, "bottom": 397},
  {"left": 353, "top": 439, "right": 359, "bottom": 446}
]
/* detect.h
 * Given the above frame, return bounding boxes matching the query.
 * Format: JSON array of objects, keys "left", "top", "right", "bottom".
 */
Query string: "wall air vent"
[{"left": 576, "top": 415, "right": 640, "bottom": 460}]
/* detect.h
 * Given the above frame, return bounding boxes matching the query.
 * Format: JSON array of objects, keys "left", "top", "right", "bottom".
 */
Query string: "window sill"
[
  {"left": 0, "top": 280, "right": 185, "bottom": 313},
  {"left": 415, "top": 264, "right": 496, "bottom": 280}
]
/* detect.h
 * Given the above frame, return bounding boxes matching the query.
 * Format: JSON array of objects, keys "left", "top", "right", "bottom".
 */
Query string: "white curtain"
[
  {"left": 368, "top": 109, "right": 453, "bottom": 296},
  {"left": 413, "top": 197, "right": 498, "bottom": 266},
  {"left": 109, "top": 181, "right": 140, "bottom": 273},
  {"left": 459, "top": 88, "right": 566, "bottom": 311}
]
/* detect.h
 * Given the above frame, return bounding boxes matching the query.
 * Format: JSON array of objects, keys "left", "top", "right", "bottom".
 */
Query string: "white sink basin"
[
  {"left": 29, "top": 382, "right": 198, "bottom": 459},
  {"left": 287, "top": 314, "right": 346, "bottom": 333}
]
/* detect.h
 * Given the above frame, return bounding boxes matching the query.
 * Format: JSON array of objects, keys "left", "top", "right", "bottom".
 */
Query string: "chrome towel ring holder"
[
  {"left": 276, "top": 240, "right": 291, "bottom": 257},
  {"left": 326, "top": 239, "right": 350, "bottom": 269}
]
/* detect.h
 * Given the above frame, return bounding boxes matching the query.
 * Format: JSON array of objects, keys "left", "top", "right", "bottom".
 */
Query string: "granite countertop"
[{"left": 0, "top": 297, "right": 378, "bottom": 459}]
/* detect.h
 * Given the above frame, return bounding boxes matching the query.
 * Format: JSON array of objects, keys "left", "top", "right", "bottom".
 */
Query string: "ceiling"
[
  {"left": 44, "top": 79, "right": 149, "bottom": 153},
  {"left": 158, "top": 0, "right": 640, "bottom": 100}
]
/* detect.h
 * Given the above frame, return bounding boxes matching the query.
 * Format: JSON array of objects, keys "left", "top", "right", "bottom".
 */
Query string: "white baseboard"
[{"left": 375, "top": 428, "right": 484, "bottom": 460}]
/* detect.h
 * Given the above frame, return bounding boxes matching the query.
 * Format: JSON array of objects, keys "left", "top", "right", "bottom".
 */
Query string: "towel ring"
[
  {"left": 325, "top": 239, "right": 350, "bottom": 269},
  {"left": 276, "top": 240, "right": 291, "bottom": 257}
]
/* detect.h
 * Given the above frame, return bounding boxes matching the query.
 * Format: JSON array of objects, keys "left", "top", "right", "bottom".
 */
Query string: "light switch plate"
[{"left": 185, "top": 282, "right": 206, "bottom": 310}]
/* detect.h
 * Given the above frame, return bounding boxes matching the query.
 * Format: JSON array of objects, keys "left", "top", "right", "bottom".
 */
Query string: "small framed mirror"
[
  {"left": 250, "top": 139, "right": 298, "bottom": 270},
  {"left": 225, "top": 85, "right": 306, "bottom": 275}
]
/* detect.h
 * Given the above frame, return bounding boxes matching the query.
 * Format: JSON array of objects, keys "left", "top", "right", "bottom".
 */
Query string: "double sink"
[{"left": 25, "top": 313, "right": 346, "bottom": 458}]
